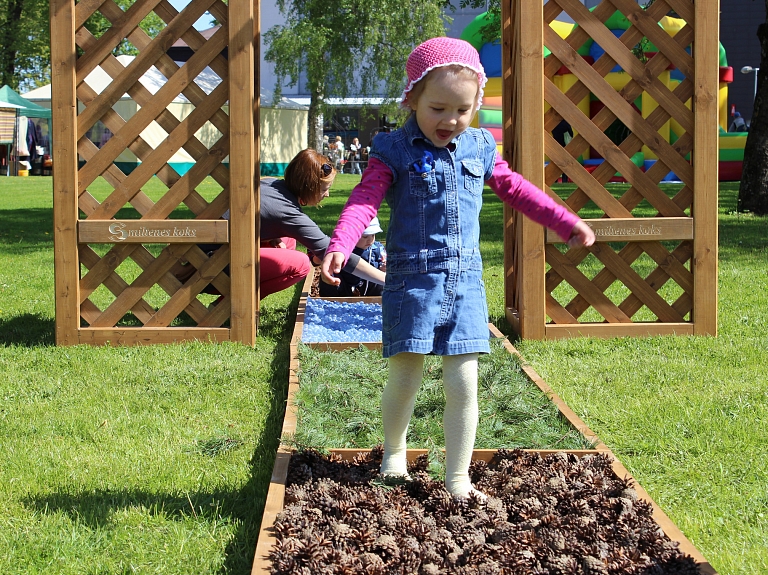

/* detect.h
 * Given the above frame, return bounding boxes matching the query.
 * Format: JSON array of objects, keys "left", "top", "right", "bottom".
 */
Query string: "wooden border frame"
[{"left": 250, "top": 285, "right": 717, "bottom": 574}]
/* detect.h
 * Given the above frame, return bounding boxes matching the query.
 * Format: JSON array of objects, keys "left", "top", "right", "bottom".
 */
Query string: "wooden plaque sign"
[
  {"left": 546, "top": 217, "right": 694, "bottom": 243},
  {"left": 78, "top": 220, "right": 229, "bottom": 244}
]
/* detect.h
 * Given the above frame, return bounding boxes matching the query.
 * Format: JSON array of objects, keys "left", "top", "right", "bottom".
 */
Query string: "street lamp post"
[{"left": 741, "top": 65, "right": 759, "bottom": 101}]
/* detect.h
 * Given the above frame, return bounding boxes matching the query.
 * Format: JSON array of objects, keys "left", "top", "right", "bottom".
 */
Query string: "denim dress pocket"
[
  {"left": 461, "top": 160, "right": 485, "bottom": 196},
  {"left": 408, "top": 169, "right": 438, "bottom": 197},
  {"left": 382, "top": 280, "right": 406, "bottom": 333}
]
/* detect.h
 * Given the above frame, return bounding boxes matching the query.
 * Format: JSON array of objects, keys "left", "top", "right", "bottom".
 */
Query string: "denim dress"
[{"left": 370, "top": 116, "right": 497, "bottom": 358}]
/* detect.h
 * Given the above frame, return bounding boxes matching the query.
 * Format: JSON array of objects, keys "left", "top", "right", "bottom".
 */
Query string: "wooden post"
[
  {"left": 254, "top": 0, "right": 262, "bottom": 333},
  {"left": 229, "top": 0, "right": 257, "bottom": 344},
  {"left": 50, "top": 0, "right": 79, "bottom": 346},
  {"left": 518, "top": 0, "right": 546, "bottom": 340},
  {"left": 692, "top": 0, "right": 719, "bottom": 336}
]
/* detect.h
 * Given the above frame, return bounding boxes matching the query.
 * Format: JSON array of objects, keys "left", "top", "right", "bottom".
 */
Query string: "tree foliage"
[
  {"left": 459, "top": 0, "right": 501, "bottom": 44},
  {"left": 738, "top": 4, "right": 768, "bottom": 215},
  {"left": 0, "top": 0, "right": 51, "bottom": 91},
  {"left": 81, "top": 3, "right": 165, "bottom": 59},
  {"left": 1, "top": 0, "right": 164, "bottom": 93},
  {"left": 264, "top": 0, "right": 452, "bottom": 149}
]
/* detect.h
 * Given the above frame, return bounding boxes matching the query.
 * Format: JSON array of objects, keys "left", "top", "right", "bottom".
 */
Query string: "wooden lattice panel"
[
  {"left": 51, "top": 0, "right": 258, "bottom": 345},
  {"left": 502, "top": 0, "right": 718, "bottom": 339}
]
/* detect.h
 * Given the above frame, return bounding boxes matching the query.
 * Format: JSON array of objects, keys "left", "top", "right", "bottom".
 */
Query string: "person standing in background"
[
  {"left": 729, "top": 111, "right": 747, "bottom": 132},
  {"left": 348, "top": 137, "right": 363, "bottom": 175},
  {"left": 334, "top": 136, "right": 346, "bottom": 171}
]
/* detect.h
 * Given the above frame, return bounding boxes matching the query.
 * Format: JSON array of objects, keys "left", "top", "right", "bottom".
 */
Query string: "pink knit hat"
[{"left": 400, "top": 37, "right": 487, "bottom": 109}]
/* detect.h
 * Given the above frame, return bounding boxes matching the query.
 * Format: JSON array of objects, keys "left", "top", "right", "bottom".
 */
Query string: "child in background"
[
  {"left": 321, "top": 37, "right": 595, "bottom": 499},
  {"left": 319, "top": 216, "right": 387, "bottom": 297}
]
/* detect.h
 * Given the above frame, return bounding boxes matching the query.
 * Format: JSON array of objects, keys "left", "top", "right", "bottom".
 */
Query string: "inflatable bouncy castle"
[{"left": 462, "top": 11, "right": 744, "bottom": 181}]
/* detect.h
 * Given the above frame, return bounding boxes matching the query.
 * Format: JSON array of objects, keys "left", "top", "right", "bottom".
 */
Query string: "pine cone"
[
  {"left": 374, "top": 534, "right": 400, "bottom": 559},
  {"left": 581, "top": 555, "right": 609, "bottom": 575},
  {"left": 359, "top": 552, "right": 385, "bottom": 574},
  {"left": 377, "top": 508, "right": 399, "bottom": 531},
  {"left": 288, "top": 462, "right": 312, "bottom": 485}
]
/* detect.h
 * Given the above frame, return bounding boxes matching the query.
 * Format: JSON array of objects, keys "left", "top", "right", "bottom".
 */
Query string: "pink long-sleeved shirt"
[{"left": 327, "top": 155, "right": 580, "bottom": 262}]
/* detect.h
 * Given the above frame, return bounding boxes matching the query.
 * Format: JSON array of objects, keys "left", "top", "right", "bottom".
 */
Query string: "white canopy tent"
[{"left": 22, "top": 55, "right": 308, "bottom": 176}]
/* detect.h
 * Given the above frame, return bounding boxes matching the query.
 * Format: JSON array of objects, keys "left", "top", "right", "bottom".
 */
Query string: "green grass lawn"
[{"left": 0, "top": 175, "right": 766, "bottom": 574}]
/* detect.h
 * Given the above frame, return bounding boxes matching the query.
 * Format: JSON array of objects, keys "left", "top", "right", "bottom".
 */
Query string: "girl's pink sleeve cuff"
[
  {"left": 326, "top": 157, "right": 393, "bottom": 262},
  {"left": 487, "top": 155, "right": 580, "bottom": 241}
]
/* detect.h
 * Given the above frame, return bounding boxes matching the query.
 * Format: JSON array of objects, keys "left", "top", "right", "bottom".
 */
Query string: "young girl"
[{"left": 321, "top": 37, "right": 595, "bottom": 499}]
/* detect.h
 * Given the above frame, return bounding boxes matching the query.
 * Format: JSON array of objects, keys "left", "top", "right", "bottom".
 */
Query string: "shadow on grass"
[
  {"left": 216, "top": 289, "right": 299, "bottom": 573},
  {"left": 21, "top": 290, "right": 299, "bottom": 574},
  {"left": 0, "top": 208, "right": 54, "bottom": 254},
  {"left": 719, "top": 214, "right": 768, "bottom": 260},
  {"left": 0, "top": 313, "right": 55, "bottom": 346}
]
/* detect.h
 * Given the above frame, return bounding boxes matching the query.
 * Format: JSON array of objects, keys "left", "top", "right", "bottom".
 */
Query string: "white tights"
[{"left": 380, "top": 352, "right": 484, "bottom": 498}]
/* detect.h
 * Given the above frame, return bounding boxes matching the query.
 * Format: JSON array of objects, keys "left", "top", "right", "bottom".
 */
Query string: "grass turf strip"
[{"left": 291, "top": 340, "right": 600, "bottom": 462}]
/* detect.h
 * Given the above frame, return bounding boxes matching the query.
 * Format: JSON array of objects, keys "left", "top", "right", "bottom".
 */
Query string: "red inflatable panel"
[{"left": 719, "top": 160, "right": 743, "bottom": 181}]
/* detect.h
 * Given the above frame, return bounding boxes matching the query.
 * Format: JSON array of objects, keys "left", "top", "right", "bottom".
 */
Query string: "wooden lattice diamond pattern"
[
  {"left": 530, "top": 0, "right": 702, "bottom": 330},
  {"left": 74, "top": 0, "right": 233, "bottom": 331}
]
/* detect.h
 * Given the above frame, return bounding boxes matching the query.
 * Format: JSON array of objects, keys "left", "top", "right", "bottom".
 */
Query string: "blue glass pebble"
[{"left": 302, "top": 298, "right": 382, "bottom": 342}]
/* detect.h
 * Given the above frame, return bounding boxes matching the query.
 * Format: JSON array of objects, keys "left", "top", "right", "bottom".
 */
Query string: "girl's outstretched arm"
[
  {"left": 487, "top": 155, "right": 584, "bottom": 242},
  {"left": 325, "top": 158, "right": 392, "bottom": 260},
  {"left": 320, "top": 251, "right": 385, "bottom": 285}
]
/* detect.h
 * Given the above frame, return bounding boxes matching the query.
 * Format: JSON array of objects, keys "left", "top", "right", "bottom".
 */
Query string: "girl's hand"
[
  {"left": 567, "top": 221, "right": 596, "bottom": 248},
  {"left": 321, "top": 252, "right": 345, "bottom": 285}
]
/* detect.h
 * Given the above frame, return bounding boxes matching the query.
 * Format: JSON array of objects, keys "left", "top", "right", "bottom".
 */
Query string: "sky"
[{"left": 166, "top": 0, "right": 215, "bottom": 31}]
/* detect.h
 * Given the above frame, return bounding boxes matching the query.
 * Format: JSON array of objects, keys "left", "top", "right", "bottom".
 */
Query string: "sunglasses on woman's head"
[{"left": 321, "top": 163, "right": 333, "bottom": 177}]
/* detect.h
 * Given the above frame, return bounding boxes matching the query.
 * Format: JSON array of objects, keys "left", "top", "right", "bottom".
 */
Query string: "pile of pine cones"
[
  {"left": 310, "top": 268, "right": 321, "bottom": 298},
  {"left": 269, "top": 447, "right": 702, "bottom": 574}
]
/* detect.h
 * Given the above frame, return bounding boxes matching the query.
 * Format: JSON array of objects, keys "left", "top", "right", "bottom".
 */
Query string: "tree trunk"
[
  {"left": 307, "top": 89, "right": 324, "bottom": 153},
  {"left": 0, "top": 0, "right": 24, "bottom": 88},
  {"left": 738, "top": 12, "right": 768, "bottom": 215}
]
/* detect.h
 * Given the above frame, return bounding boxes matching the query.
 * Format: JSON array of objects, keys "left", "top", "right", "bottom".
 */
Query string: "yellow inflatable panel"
[
  {"left": 604, "top": 72, "right": 632, "bottom": 92},
  {"left": 550, "top": 20, "right": 575, "bottom": 39},
  {"left": 719, "top": 134, "right": 748, "bottom": 149},
  {"left": 485, "top": 77, "right": 502, "bottom": 98},
  {"left": 719, "top": 84, "right": 730, "bottom": 131},
  {"left": 660, "top": 16, "right": 686, "bottom": 37}
]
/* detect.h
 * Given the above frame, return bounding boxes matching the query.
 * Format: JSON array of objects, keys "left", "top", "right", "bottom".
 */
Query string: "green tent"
[{"left": 0, "top": 85, "right": 52, "bottom": 119}]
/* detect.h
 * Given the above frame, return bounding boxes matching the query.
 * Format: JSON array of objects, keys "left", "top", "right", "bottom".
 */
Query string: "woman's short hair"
[{"left": 283, "top": 148, "right": 335, "bottom": 205}]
